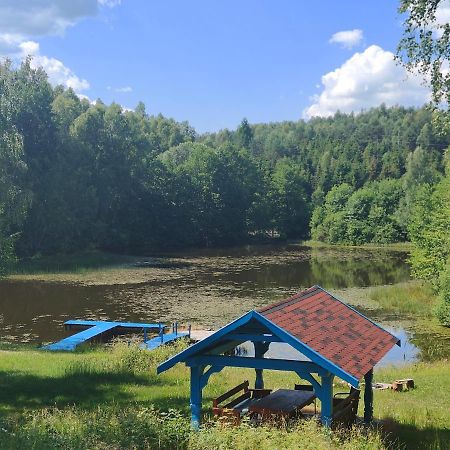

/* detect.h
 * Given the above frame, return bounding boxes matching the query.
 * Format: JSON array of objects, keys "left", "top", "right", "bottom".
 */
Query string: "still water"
[{"left": 0, "top": 244, "right": 447, "bottom": 364}]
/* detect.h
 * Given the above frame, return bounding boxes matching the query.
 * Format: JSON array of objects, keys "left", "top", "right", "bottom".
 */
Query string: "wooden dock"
[{"left": 42, "top": 320, "right": 190, "bottom": 351}]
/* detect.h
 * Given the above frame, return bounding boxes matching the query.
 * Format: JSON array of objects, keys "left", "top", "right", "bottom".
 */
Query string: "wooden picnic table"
[{"left": 249, "top": 389, "right": 316, "bottom": 418}]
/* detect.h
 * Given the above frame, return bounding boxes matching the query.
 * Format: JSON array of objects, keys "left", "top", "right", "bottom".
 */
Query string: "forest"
[{"left": 0, "top": 59, "right": 449, "bottom": 323}]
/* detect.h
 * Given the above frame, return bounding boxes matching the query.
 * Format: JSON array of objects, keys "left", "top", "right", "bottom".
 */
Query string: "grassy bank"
[
  {"left": 368, "top": 281, "right": 437, "bottom": 317},
  {"left": 0, "top": 342, "right": 448, "bottom": 449},
  {"left": 303, "top": 241, "right": 413, "bottom": 252}
]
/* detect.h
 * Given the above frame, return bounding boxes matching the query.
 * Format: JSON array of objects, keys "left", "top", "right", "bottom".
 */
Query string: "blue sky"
[{"left": 0, "top": 0, "right": 438, "bottom": 132}]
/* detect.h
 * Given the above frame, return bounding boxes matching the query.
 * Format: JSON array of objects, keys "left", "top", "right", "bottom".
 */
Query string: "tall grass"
[
  {"left": 369, "top": 281, "right": 436, "bottom": 316},
  {"left": 0, "top": 342, "right": 448, "bottom": 449},
  {"left": 190, "top": 420, "right": 385, "bottom": 450}
]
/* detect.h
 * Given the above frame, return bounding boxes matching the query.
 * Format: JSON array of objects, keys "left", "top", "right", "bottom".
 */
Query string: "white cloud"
[
  {"left": 115, "top": 86, "right": 132, "bottom": 93},
  {"left": 0, "top": 1, "right": 99, "bottom": 37},
  {"left": 0, "top": 34, "right": 25, "bottom": 54},
  {"left": 329, "top": 29, "right": 363, "bottom": 49},
  {"left": 304, "top": 45, "right": 430, "bottom": 119},
  {"left": 0, "top": 1, "right": 123, "bottom": 94},
  {"left": 17, "top": 41, "right": 90, "bottom": 92},
  {"left": 98, "top": 0, "right": 122, "bottom": 6},
  {"left": 436, "top": 1, "right": 450, "bottom": 23},
  {"left": 0, "top": 1, "right": 121, "bottom": 37},
  {"left": 434, "top": 1, "right": 450, "bottom": 37}
]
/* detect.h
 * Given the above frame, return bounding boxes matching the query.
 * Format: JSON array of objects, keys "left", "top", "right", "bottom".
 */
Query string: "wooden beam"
[
  {"left": 186, "top": 355, "right": 326, "bottom": 376},
  {"left": 226, "top": 333, "right": 282, "bottom": 343}
]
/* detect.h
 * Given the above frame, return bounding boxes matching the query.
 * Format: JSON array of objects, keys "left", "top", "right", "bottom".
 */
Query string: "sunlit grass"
[
  {"left": 368, "top": 281, "right": 437, "bottom": 316},
  {"left": 0, "top": 342, "right": 448, "bottom": 449}
]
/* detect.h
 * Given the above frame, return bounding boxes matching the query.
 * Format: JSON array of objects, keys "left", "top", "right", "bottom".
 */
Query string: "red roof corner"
[{"left": 258, "top": 285, "right": 399, "bottom": 380}]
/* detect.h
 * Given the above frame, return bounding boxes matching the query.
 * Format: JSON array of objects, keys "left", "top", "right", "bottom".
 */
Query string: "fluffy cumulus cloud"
[
  {"left": 18, "top": 41, "right": 90, "bottom": 91},
  {"left": 0, "top": 1, "right": 99, "bottom": 37},
  {"left": 303, "top": 45, "right": 430, "bottom": 119},
  {"left": 0, "top": 1, "right": 120, "bottom": 93},
  {"left": 329, "top": 29, "right": 363, "bottom": 49},
  {"left": 435, "top": 0, "right": 450, "bottom": 37}
]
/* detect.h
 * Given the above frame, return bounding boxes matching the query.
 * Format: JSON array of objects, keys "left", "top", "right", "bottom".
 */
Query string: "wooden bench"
[
  {"left": 294, "top": 383, "right": 317, "bottom": 415},
  {"left": 332, "top": 387, "right": 360, "bottom": 429},
  {"left": 212, "top": 380, "right": 271, "bottom": 424}
]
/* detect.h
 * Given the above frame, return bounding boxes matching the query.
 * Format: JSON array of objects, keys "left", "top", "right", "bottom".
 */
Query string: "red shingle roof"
[{"left": 258, "top": 285, "right": 399, "bottom": 380}]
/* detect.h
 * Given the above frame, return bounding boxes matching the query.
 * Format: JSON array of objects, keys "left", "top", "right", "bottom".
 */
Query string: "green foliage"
[
  {"left": 435, "top": 259, "right": 450, "bottom": 326},
  {"left": 190, "top": 420, "right": 385, "bottom": 450},
  {"left": 1, "top": 61, "right": 450, "bottom": 263},
  {"left": 0, "top": 60, "right": 31, "bottom": 276},
  {"left": 408, "top": 154, "right": 450, "bottom": 325},
  {"left": 271, "top": 160, "right": 311, "bottom": 238},
  {"left": 408, "top": 175, "right": 450, "bottom": 282},
  {"left": 236, "top": 118, "right": 254, "bottom": 149},
  {"left": 0, "top": 406, "right": 190, "bottom": 450},
  {"left": 397, "top": 0, "right": 450, "bottom": 109},
  {"left": 311, "top": 180, "right": 406, "bottom": 245}
]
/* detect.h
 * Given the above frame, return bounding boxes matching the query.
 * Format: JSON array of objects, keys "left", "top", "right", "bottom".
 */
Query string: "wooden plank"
[
  {"left": 65, "top": 320, "right": 161, "bottom": 330},
  {"left": 42, "top": 323, "right": 118, "bottom": 351},
  {"left": 141, "top": 332, "right": 189, "bottom": 350},
  {"left": 213, "top": 380, "right": 249, "bottom": 406},
  {"left": 249, "top": 389, "right": 315, "bottom": 415}
]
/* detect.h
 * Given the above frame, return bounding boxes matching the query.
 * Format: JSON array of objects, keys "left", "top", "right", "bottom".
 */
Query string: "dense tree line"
[
  {"left": 0, "top": 60, "right": 449, "bottom": 278},
  {"left": 408, "top": 155, "right": 450, "bottom": 325},
  {"left": 396, "top": 0, "right": 450, "bottom": 325}
]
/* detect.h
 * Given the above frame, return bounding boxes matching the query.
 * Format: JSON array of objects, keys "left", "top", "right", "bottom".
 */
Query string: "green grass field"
[{"left": 0, "top": 341, "right": 448, "bottom": 449}]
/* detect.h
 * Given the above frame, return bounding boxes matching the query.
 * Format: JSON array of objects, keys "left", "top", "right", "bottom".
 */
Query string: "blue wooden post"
[
  {"left": 253, "top": 342, "right": 269, "bottom": 389},
  {"left": 190, "top": 365, "right": 203, "bottom": 429},
  {"left": 364, "top": 369, "right": 374, "bottom": 423},
  {"left": 320, "top": 373, "right": 334, "bottom": 427}
]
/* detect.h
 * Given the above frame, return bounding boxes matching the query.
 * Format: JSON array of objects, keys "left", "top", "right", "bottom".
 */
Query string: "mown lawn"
[{"left": 0, "top": 341, "right": 448, "bottom": 449}]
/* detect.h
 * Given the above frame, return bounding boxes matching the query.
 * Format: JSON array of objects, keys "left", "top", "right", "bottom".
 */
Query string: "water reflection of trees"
[
  {"left": 309, "top": 253, "right": 410, "bottom": 288},
  {"left": 215, "top": 250, "right": 411, "bottom": 291}
]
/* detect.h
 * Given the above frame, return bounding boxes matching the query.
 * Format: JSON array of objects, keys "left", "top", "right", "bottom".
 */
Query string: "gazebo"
[{"left": 157, "top": 285, "right": 400, "bottom": 428}]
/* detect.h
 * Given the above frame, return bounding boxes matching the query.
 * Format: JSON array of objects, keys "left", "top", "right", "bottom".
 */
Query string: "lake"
[{"left": 0, "top": 244, "right": 448, "bottom": 364}]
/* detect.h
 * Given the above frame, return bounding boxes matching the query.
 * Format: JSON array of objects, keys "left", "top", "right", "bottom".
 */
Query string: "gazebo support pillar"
[
  {"left": 253, "top": 341, "right": 270, "bottom": 389},
  {"left": 320, "top": 373, "right": 334, "bottom": 426},
  {"left": 364, "top": 369, "right": 374, "bottom": 423},
  {"left": 190, "top": 365, "right": 204, "bottom": 429}
]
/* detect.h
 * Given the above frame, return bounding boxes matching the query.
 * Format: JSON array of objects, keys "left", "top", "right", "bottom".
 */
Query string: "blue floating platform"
[
  {"left": 42, "top": 320, "right": 190, "bottom": 351},
  {"left": 141, "top": 332, "right": 190, "bottom": 350}
]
